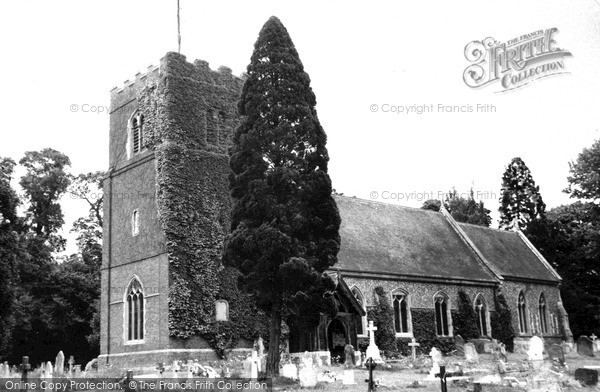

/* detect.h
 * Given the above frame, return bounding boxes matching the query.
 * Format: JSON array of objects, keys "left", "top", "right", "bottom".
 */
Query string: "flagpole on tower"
[{"left": 177, "top": 0, "right": 181, "bottom": 53}]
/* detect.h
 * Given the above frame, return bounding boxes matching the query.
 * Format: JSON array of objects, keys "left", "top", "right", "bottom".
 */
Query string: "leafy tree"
[
  {"left": 565, "top": 139, "right": 600, "bottom": 201},
  {"left": 224, "top": 16, "right": 341, "bottom": 376},
  {"left": 453, "top": 291, "right": 479, "bottom": 340},
  {"left": 0, "top": 158, "right": 23, "bottom": 356},
  {"left": 19, "top": 148, "right": 71, "bottom": 252},
  {"left": 421, "top": 199, "right": 441, "bottom": 211},
  {"left": 444, "top": 189, "right": 491, "bottom": 227},
  {"left": 421, "top": 189, "right": 491, "bottom": 226},
  {"left": 68, "top": 171, "right": 104, "bottom": 354},
  {"left": 498, "top": 157, "right": 546, "bottom": 230}
]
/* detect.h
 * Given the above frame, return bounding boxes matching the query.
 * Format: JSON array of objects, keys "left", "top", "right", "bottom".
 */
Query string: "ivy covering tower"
[
  {"left": 498, "top": 157, "right": 546, "bottom": 230},
  {"left": 224, "top": 16, "right": 341, "bottom": 376}
]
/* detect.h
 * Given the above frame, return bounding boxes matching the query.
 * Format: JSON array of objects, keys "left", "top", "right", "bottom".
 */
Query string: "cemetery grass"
[{"left": 272, "top": 352, "right": 600, "bottom": 391}]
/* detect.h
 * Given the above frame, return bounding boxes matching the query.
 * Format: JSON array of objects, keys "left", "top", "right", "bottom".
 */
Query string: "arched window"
[
  {"left": 132, "top": 210, "right": 139, "bottom": 236},
  {"left": 518, "top": 291, "right": 528, "bottom": 334},
  {"left": 539, "top": 293, "right": 548, "bottom": 334},
  {"left": 129, "top": 111, "right": 144, "bottom": 155},
  {"left": 126, "top": 277, "right": 144, "bottom": 342},
  {"left": 434, "top": 292, "right": 451, "bottom": 337},
  {"left": 215, "top": 300, "right": 229, "bottom": 322},
  {"left": 474, "top": 295, "right": 488, "bottom": 337},
  {"left": 392, "top": 289, "right": 410, "bottom": 334},
  {"left": 351, "top": 286, "right": 366, "bottom": 336}
]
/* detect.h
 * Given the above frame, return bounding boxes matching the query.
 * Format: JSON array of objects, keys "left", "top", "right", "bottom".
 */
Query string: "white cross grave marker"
[
  {"left": 408, "top": 337, "right": 420, "bottom": 362},
  {"left": 365, "top": 320, "right": 383, "bottom": 363},
  {"left": 367, "top": 321, "right": 377, "bottom": 346}
]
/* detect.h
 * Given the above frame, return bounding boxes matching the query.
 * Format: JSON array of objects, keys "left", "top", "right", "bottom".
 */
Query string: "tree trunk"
[{"left": 267, "top": 301, "right": 282, "bottom": 378}]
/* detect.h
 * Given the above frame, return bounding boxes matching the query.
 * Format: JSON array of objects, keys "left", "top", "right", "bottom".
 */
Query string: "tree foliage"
[
  {"left": 19, "top": 148, "right": 71, "bottom": 252},
  {"left": 224, "top": 16, "right": 341, "bottom": 376},
  {"left": 0, "top": 152, "right": 101, "bottom": 365},
  {"left": 565, "top": 138, "right": 600, "bottom": 201},
  {"left": 444, "top": 189, "right": 491, "bottom": 226},
  {"left": 421, "top": 189, "right": 491, "bottom": 227},
  {"left": 498, "top": 157, "right": 546, "bottom": 230}
]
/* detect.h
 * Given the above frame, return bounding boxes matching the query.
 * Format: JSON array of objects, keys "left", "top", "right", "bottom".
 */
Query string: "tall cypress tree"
[
  {"left": 224, "top": 16, "right": 341, "bottom": 376},
  {"left": 498, "top": 157, "right": 546, "bottom": 230}
]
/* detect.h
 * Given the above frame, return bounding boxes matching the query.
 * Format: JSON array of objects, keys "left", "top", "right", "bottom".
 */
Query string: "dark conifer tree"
[
  {"left": 224, "top": 16, "right": 341, "bottom": 376},
  {"left": 498, "top": 157, "right": 546, "bottom": 230}
]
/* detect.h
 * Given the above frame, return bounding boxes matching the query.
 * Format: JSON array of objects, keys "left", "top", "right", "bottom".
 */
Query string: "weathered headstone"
[
  {"left": 55, "top": 351, "right": 65, "bottom": 375},
  {"left": 298, "top": 355, "right": 317, "bottom": 388},
  {"left": 464, "top": 342, "right": 479, "bottom": 364},
  {"left": 454, "top": 335, "right": 465, "bottom": 356},
  {"left": 342, "top": 369, "right": 355, "bottom": 385},
  {"left": 344, "top": 344, "right": 355, "bottom": 366},
  {"left": 84, "top": 358, "right": 98, "bottom": 372},
  {"left": 575, "top": 368, "right": 598, "bottom": 386},
  {"left": 45, "top": 362, "right": 54, "bottom": 392},
  {"left": 68, "top": 356, "right": 75, "bottom": 373},
  {"left": 365, "top": 320, "right": 383, "bottom": 363},
  {"left": 354, "top": 351, "right": 362, "bottom": 366},
  {"left": 528, "top": 336, "right": 544, "bottom": 361},
  {"left": 2, "top": 362, "right": 8, "bottom": 377},
  {"left": 424, "top": 347, "right": 442, "bottom": 380},
  {"left": 578, "top": 335, "right": 594, "bottom": 357},
  {"left": 548, "top": 344, "right": 565, "bottom": 365},
  {"left": 281, "top": 363, "right": 298, "bottom": 379},
  {"left": 408, "top": 337, "right": 420, "bottom": 362}
]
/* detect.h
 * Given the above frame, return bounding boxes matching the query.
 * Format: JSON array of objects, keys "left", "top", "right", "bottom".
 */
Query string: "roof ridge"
[
  {"left": 332, "top": 194, "right": 442, "bottom": 214},
  {"left": 457, "top": 221, "right": 515, "bottom": 233},
  {"left": 439, "top": 206, "right": 504, "bottom": 282}
]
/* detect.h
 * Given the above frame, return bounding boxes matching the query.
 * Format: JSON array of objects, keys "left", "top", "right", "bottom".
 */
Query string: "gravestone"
[
  {"left": 55, "top": 351, "right": 65, "bottom": 375},
  {"left": 365, "top": 320, "right": 383, "bottom": 363},
  {"left": 172, "top": 360, "right": 181, "bottom": 378},
  {"left": 578, "top": 335, "right": 594, "bottom": 357},
  {"left": 342, "top": 369, "right": 355, "bottom": 385},
  {"left": 424, "top": 347, "right": 442, "bottom": 380},
  {"left": 528, "top": 336, "right": 544, "bottom": 361},
  {"left": 281, "top": 363, "right": 298, "bottom": 379},
  {"left": 455, "top": 335, "right": 465, "bottom": 356},
  {"left": 548, "top": 344, "right": 565, "bottom": 365},
  {"left": 354, "top": 351, "right": 362, "bottom": 366},
  {"left": 464, "top": 342, "right": 479, "bottom": 364},
  {"left": 84, "top": 358, "right": 98, "bottom": 372},
  {"left": 408, "top": 337, "right": 420, "bottom": 362},
  {"left": 2, "top": 362, "right": 8, "bottom": 377},
  {"left": 298, "top": 356, "right": 317, "bottom": 388},
  {"left": 45, "top": 363, "right": 53, "bottom": 392},
  {"left": 68, "top": 356, "right": 75, "bottom": 373},
  {"left": 575, "top": 368, "right": 598, "bottom": 386},
  {"left": 344, "top": 344, "right": 355, "bottom": 366}
]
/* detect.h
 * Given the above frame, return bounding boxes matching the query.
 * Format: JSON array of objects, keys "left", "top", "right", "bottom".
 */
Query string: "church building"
[{"left": 99, "top": 52, "right": 571, "bottom": 369}]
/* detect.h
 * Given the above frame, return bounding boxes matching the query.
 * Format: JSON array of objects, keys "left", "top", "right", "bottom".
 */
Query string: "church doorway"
[{"left": 327, "top": 318, "right": 348, "bottom": 362}]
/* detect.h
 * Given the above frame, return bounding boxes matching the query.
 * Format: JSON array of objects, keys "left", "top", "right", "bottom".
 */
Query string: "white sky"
[{"left": 1, "top": 1, "right": 599, "bottom": 254}]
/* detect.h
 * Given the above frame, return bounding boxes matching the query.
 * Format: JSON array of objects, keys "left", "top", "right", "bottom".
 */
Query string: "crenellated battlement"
[{"left": 110, "top": 52, "right": 246, "bottom": 111}]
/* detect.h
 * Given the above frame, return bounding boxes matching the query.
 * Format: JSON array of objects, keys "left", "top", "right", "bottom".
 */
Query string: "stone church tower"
[{"left": 99, "top": 52, "right": 254, "bottom": 369}]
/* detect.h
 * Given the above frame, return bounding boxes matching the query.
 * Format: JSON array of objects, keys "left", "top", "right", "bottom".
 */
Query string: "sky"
[{"left": 1, "top": 1, "right": 599, "bottom": 254}]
